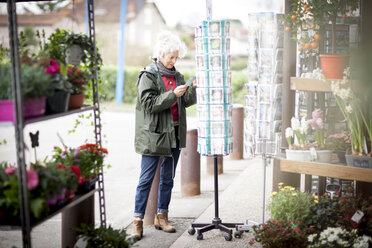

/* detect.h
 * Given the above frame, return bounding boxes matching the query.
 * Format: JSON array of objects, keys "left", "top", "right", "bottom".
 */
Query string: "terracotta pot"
[
  {"left": 68, "top": 94, "right": 85, "bottom": 110},
  {"left": 319, "top": 54, "right": 349, "bottom": 79}
]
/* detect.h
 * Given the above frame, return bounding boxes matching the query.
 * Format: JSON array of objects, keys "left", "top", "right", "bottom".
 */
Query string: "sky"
[
  {"left": 153, "top": 0, "right": 283, "bottom": 27},
  {"left": 0, "top": 0, "right": 284, "bottom": 27}
]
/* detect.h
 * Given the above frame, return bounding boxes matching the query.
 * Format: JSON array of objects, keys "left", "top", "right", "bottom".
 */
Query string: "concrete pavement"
[{"left": 0, "top": 104, "right": 272, "bottom": 247}]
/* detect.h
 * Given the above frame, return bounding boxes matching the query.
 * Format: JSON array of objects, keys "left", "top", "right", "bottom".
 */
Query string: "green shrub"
[
  {"left": 231, "top": 58, "right": 247, "bottom": 71},
  {"left": 268, "top": 183, "right": 316, "bottom": 224},
  {"left": 99, "top": 66, "right": 247, "bottom": 106},
  {"left": 231, "top": 70, "right": 247, "bottom": 105}
]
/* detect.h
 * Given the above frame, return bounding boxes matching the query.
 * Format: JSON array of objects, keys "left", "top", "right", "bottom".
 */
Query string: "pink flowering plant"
[
  {"left": 325, "top": 131, "right": 351, "bottom": 151},
  {"left": 52, "top": 143, "right": 109, "bottom": 180},
  {"left": 307, "top": 108, "right": 326, "bottom": 149},
  {"left": 250, "top": 219, "right": 314, "bottom": 248},
  {"left": 0, "top": 162, "right": 44, "bottom": 220}
]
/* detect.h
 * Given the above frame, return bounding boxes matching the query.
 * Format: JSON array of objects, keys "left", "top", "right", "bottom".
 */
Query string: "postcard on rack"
[
  {"left": 209, "top": 71, "right": 223, "bottom": 87},
  {"left": 226, "top": 71, "right": 232, "bottom": 87},
  {"left": 209, "top": 55, "right": 222, "bottom": 70},
  {"left": 210, "top": 138, "right": 225, "bottom": 155},
  {"left": 208, "top": 21, "right": 221, "bottom": 36},
  {"left": 209, "top": 38, "right": 222, "bottom": 53},
  {"left": 258, "top": 103, "right": 271, "bottom": 121},
  {"left": 196, "top": 71, "right": 206, "bottom": 87},
  {"left": 225, "top": 38, "right": 230, "bottom": 53},
  {"left": 196, "top": 55, "right": 206, "bottom": 70},
  {"left": 210, "top": 105, "right": 224, "bottom": 120},
  {"left": 210, "top": 88, "right": 224, "bottom": 104},
  {"left": 195, "top": 38, "right": 204, "bottom": 54},
  {"left": 210, "top": 121, "right": 225, "bottom": 138},
  {"left": 197, "top": 121, "right": 208, "bottom": 137},
  {"left": 197, "top": 88, "right": 208, "bottom": 104},
  {"left": 258, "top": 84, "right": 271, "bottom": 103},
  {"left": 225, "top": 21, "right": 230, "bottom": 36},
  {"left": 197, "top": 105, "right": 208, "bottom": 121}
]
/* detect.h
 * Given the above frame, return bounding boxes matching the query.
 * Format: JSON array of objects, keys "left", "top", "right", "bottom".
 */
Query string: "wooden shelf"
[
  {"left": 278, "top": 157, "right": 372, "bottom": 183},
  {"left": 290, "top": 77, "right": 332, "bottom": 92}
]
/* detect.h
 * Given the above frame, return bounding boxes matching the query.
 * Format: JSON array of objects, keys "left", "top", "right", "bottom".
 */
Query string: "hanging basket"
[
  {"left": 68, "top": 94, "right": 86, "bottom": 110},
  {"left": 319, "top": 54, "right": 349, "bottom": 79},
  {"left": 66, "top": 44, "right": 83, "bottom": 66}
]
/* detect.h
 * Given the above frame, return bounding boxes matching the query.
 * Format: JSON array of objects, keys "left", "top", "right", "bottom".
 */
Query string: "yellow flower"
[
  {"left": 314, "top": 195, "right": 319, "bottom": 199},
  {"left": 290, "top": 187, "right": 295, "bottom": 191},
  {"left": 278, "top": 182, "right": 284, "bottom": 186},
  {"left": 292, "top": 193, "right": 297, "bottom": 196},
  {"left": 280, "top": 188, "right": 285, "bottom": 191},
  {"left": 314, "top": 200, "right": 319, "bottom": 203},
  {"left": 271, "top": 191, "right": 277, "bottom": 197}
]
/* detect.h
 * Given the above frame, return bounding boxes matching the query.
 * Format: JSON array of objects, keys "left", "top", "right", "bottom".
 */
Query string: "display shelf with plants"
[{"left": 1, "top": 0, "right": 107, "bottom": 247}]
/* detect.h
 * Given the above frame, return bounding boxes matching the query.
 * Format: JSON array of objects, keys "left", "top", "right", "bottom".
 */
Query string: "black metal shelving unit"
[{"left": 0, "top": 0, "right": 106, "bottom": 247}]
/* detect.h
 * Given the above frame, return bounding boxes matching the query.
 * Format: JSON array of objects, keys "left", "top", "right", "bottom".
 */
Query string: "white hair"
[{"left": 153, "top": 31, "right": 187, "bottom": 60}]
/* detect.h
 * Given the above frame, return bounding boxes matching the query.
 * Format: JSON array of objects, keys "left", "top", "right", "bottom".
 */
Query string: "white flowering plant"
[
  {"left": 307, "top": 227, "right": 372, "bottom": 248},
  {"left": 331, "top": 67, "right": 372, "bottom": 156},
  {"left": 285, "top": 116, "right": 310, "bottom": 149}
]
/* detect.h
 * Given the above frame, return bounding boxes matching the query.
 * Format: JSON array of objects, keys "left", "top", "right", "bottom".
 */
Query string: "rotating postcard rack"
[
  {"left": 195, "top": 20, "right": 233, "bottom": 156},
  {"left": 244, "top": 12, "right": 284, "bottom": 158},
  {"left": 188, "top": 20, "right": 242, "bottom": 242}
]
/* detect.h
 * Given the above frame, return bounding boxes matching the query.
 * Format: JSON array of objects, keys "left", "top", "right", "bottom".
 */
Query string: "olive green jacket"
[{"left": 134, "top": 63, "right": 197, "bottom": 156}]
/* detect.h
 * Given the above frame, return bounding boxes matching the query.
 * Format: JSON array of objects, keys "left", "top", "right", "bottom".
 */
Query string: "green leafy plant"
[
  {"left": 0, "top": 63, "right": 53, "bottom": 100},
  {"left": 308, "top": 227, "right": 371, "bottom": 248},
  {"left": 305, "top": 195, "right": 340, "bottom": 233},
  {"left": 75, "top": 223, "right": 134, "bottom": 248},
  {"left": 250, "top": 219, "right": 313, "bottom": 248},
  {"left": 52, "top": 143, "right": 108, "bottom": 180},
  {"left": 44, "top": 29, "right": 102, "bottom": 69},
  {"left": 336, "top": 193, "right": 372, "bottom": 236},
  {"left": 281, "top": 0, "right": 359, "bottom": 54},
  {"left": 268, "top": 183, "right": 316, "bottom": 224}
]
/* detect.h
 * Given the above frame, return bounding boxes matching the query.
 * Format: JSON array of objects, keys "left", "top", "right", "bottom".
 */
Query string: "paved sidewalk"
[{"left": 0, "top": 105, "right": 272, "bottom": 248}]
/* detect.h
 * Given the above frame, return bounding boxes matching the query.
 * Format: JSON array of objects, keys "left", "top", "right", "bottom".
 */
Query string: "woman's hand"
[{"left": 173, "top": 85, "right": 188, "bottom": 97}]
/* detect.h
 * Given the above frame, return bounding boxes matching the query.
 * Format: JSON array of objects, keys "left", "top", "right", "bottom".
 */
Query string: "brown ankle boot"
[
  {"left": 154, "top": 213, "right": 176, "bottom": 233},
  {"left": 129, "top": 218, "right": 143, "bottom": 240}
]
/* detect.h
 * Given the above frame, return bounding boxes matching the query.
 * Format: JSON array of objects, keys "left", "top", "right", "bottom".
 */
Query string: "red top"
[{"left": 162, "top": 76, "right": 179, "bottom": 122}]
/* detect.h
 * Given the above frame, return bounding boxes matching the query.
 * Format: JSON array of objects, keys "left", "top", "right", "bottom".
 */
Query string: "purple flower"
[
  {"left": 5, "top": 166, "right": 15, "bottom": 175},
  {"left": 45, "top": 59, "right": 60, "bottom": 74},
  {"left": 312, "top": 108, "right": 323, "bottom": 119},
  {"left": 74, "top": 147, "right": 81, "bottom": 158},
  {"left": 60, "top": 150, "right": 67, "bottom": 157},
  {"left": 27, "top": 169, "right": 39, "bottom": 190}
]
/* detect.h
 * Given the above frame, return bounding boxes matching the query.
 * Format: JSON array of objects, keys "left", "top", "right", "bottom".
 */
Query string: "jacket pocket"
[{"left": 146, "top": 131, "right": 171, "bottom": 155}]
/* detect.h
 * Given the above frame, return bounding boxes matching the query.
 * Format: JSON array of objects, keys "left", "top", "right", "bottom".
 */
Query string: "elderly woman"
[{"left": 131, "top": 31, "right": 197, "bottom": 240}]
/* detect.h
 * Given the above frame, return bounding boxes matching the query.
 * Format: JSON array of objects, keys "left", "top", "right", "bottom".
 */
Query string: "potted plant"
[
  {"left": 74, "top": 223, "right": 134, "bottom": 248},
  {"left": 282, "top": 0, "right": 359, "bottom": 78},
  {"left": 285, "top": 109, "right": 332, "bottom": 162},
  {"left": 0, "top": 63, "right": 53, "bottom": 122},
  {"left": 331, "top": 67, "right": 372, "bottom": 168},
  {"left": 52, "top": 144, "right": 109, "bottom": 193},
  {"left": 67, "top": 65, "right": 89, "bottom": 110},
  {"left": 0, "top": 162, "right": 44, "bottom": 224},
  {"left": 44, "top": 29, "right": 102, "bottom": 69},
  {"left": 40, "top": 58, "right": 73, "bottom": 114},
  {"left": 325, "top": 131, "right": 351, "bottom": 163}
]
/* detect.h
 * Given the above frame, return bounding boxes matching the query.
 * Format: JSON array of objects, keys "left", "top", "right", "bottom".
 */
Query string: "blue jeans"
[{"left": 134, "top": 136, "right": 180, "bottom": 219}]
